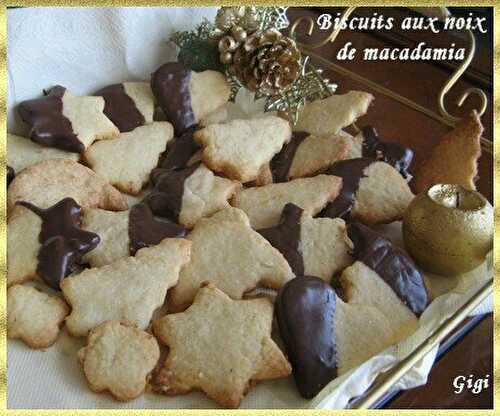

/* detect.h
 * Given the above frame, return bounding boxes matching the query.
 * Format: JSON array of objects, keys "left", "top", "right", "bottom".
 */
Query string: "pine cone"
[{"left": 231, "top": 29, "right": 301, "bottom": 96}]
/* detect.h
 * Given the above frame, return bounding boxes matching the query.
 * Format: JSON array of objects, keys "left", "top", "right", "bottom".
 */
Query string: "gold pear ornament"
[{"left": 403, "top": 184, "right": 493, "bottom": 276}]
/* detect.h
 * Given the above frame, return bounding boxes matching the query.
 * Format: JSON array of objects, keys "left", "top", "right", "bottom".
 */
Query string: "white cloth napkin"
[{"left": 7, "top": 7, "right": 492, "bottom": 410}]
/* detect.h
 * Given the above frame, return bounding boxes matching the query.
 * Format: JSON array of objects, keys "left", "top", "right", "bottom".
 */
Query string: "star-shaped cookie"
[
  {"left": 153, "top": 283, "right": 291, "bottom": 408},
  {"left": 18, "top": 85, "right": 119, "bottom": 153}
]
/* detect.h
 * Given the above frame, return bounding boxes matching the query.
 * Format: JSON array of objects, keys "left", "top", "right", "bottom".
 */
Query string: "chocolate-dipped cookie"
[
  {"left": 258, "top": 203, "right": 351, "bottom": 281},
  {"left": 256, "top": 130, "right": 351, "bottom": 185},
  {"left": 320, "top": 158, "right": 414, "bottom": 225},
  {"left": 81, "top": 203, "right": 187, "bottom": 267},
  {"left": 275, "top": 275, "right": 338, "bottom": 399},
  {"left": 8, "top": 198, "right": 100, "bottom": 289},
  {"left": 144, "top": 162, "right": 240, "bottom": 228},
  {"left": 339, "top": 223, "right": 428, "bottom": 351},
  {"left": 151, "top": 62, "right": 230, "bottom": 135},
  {"left": 356, "top": 126, "right": 414, "bottom": 179},
  {"left": 18, "top": 86, "right": 119, "bottom": 153},
  {"left": 94, "top": 82, "right": 155, "bottom": 132}
]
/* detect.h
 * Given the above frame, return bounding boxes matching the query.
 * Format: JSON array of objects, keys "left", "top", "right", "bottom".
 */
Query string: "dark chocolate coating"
[
  {"left": 276, "top": 275, "right": 337, "bottom": 399},
  {"left": 128, "top": 203, "right": 187, "bottom": 255},
  {"left": 347, "top": 222, "right": 428, "bottom": 316},
  {"left": 18, "top": 198, "right": 100, "bottom": 290},
  {"left": 7, "top": 166, "right": 15, "bottom": 187},
  {"left": 362, "top": 126, "right": 414, "bottom": 179},
  {"left": 320, "top": 158, "right": 374, "bottom": 220},
  {"left": 151, "top": 62, "right": 195, "bottom": 136},
  {"left": 269, "top": 131, "right": 309, "bottom": 183},
  {"left": 95, "top": 83, "right": 145, "bottom": 132},
  {"left": 159, "top": 125, "right": 200, "bottom": 170},
  {"left": 258, "top": 203, "right": 304, "bottom": 275},
  {"left": 17, "top": 86, "right": 84, "bottom": 153},
  {"left": 143, "top": 162, "right": 200, "bottom": 221}
]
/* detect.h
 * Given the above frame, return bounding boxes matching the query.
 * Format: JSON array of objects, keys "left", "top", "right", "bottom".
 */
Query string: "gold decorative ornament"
[
  {"left": 230, "top": 29, "right": 301, "bottom": 96},
  {"left": 403, "top": 184, "right": 493, "bottom": 276}
]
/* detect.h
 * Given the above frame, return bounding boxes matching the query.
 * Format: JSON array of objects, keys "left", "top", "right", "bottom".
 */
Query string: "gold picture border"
[{"left": 0, "top": 2, "right": 497, "bottom": 414}]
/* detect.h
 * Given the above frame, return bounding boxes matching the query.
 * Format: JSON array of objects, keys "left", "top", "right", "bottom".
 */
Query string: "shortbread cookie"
[
  {"left": 258, "top": 203, "right": 351, "bottom": 281},
  {"left": 95, "top": 82, "right": 155, "bottom": 132},
  {"left": 153, "top": 283, "right": 291, "bottom": 408},
  {"left": 78, "top": 321, "right": 160, "bottom": 401},
  {"left": 84, "top": 122, "right": 174, "bottom": 195},
  {"left": 144, "top": 163, "right": 240, "bottom": 228},
  {"left": 320, "top": 159, "right": 414, "bottom": 224},
  {"left": 7, "top": 159, "right": 127, "bottom": 213},
  {"left": 7, "top": 205, "right": 42, "bottom": 286},
  {"left": 258, "top": 130, "right": 351, "bottom": 184},
  {"left": 341, "top": 261, "right": 419, "bottom": 341},
  {"left": 194, "top": 116, "right": 292, "bottom": 183},
  {"left": 82, "top": 203, "right": 186, "bottom": 267},
  {"left": 8, "top": 284, "right": 69, "bottom": 348},
  {"left": 151, "top": 62, "right": 231, "bottom": 135},
  {"left": 62, "top": 238, "right": 191, "bottom": 336},
  {"left": 231, "top": 175, "right": 342, "bottom": 229},
  {"left": 18, "top": 85, "right": 119, "bottom": 153},
  {"left": 334, "top": 296, "right": 400, "bottom": 376},
  {"left": 294, "top": 91, "right": 374, "bottom": 136},
  {"left": 7, "top": 133, "right": 79, "bottom": 173},
  {"left": 8, "top": 199, "right": 100, "bottom": 289},
  {"left": 414, "top": 111, "right": 482, "bottom": 193},
  {"left": 276, "top": 275, "right": 403, "bottom": 398},
  {"left": 359, "top": 126, "right": 414, "bottom": 179},
  {"left": 343, "top": 222, "right": 429, "bottom": 317},
  {"left": 168, "top": 207, "right": 293, "bottom": 311}
]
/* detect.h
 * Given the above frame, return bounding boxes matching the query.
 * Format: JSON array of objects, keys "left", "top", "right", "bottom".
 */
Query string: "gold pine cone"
[{"left": 231, "top": 29, "right": 301, "bottom": 96}]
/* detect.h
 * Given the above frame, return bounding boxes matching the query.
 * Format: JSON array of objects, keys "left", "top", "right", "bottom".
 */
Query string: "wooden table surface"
[{"left": 286, "top": 7, "right": 493, "bottom": 409}]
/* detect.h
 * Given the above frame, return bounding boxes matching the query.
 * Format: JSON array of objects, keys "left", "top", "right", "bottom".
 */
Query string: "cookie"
[
  {"left": 168, "top": 207, "right": 294, "bottom": 311},
  {"left": 334, "top": 296, "right": 400, "bottom": 376},
  {"left": 359, "top": 126, "right": 414, "bottom": 179},
  {"left": 320, "top": 159, "right": 414, "bottom": 225},
  {"left": 84, "top": 122, "right": 174, "bottom": 195},
  {"left": 343, "top": 222, "right": 429, "bottom": 317},
  {"left": 275, "top": 275, "right": 406, "bottom": 399},
  {"left": 275, "top": 275, "right": 337, "bottom": 398},
  {"left": 258, "top": 203, "right": 351, "bottom": 281},
  {"left": 193, "top": 116, "right": 292, "bottom": 183},
  {"left": 7, "top": 199, "right": 100, "bottom": 289},
  {"left": 258, "top": 130, "right": 351, "bottom": 184},
  {"left": 231, "top": 175, "right": 342, "bottom": 229},
  {"left": 18, "top": 85, "right": 119, "bottom": 153},
  {"left": 8, "top": 284, "right": 69, "bottom": 349},
  {"left": 151, "top": 62, "right": 231, "bottom": 135},
  {"left": 7, "top": 206, "right": 43, "bottom": 286},
  {"left": 153, "top": 283, "right": 291, "bottom": 408},
  {"left": 82, "top": 203, "right": 186, "bottom": 267},
  {"left": 7, "top": 133, "right": 79, "bottom": 174},
  {"left": 144, "top": 163, "right": 241, "bottom": 228},
  {"left": 414, "top": 111, "right": 482, "bottom": 193},
  {"left": 94, "top": 82, "right": 155, "bottom": 132},
  {"left": 7, "top": 159, "right": 128, "bottom": 213},
  {"left": 78, "top": 321, "right": 160, "bottom": 401},
  {"left": 62, "top": 238, "right": 191, "bottom": 336},
  {"left": 294, "top": 91, "right": 374, "bottom": 136}
]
